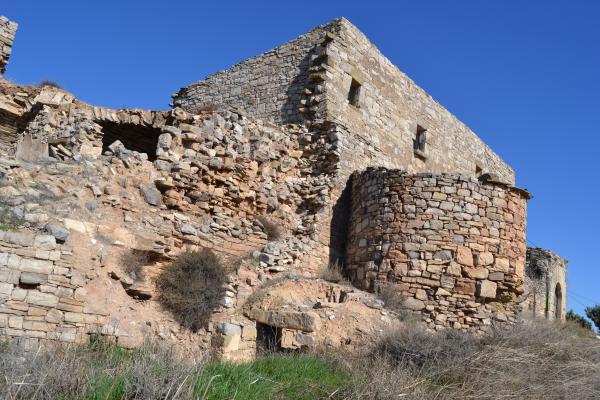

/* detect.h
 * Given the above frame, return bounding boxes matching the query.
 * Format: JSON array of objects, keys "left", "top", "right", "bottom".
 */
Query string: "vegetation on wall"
[{"left": 155, "top": 249, "right": 227, "bottom": 331}]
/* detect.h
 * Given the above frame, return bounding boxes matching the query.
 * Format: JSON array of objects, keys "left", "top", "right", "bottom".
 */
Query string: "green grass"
[{"left": 194, "top": 355, "right": 349, "bottom": 400}]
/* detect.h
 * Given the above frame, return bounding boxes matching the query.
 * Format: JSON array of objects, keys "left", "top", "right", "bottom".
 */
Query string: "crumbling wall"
[
  {"left": 523, "top": 247, "right": 567, "bottom": 321},
  {"left": 346, "top": 168, "right": 529, "bottom": 332},
  {"left": 172, "top": 22, "right": 333, "bottom": 124},
  {"left": 0, "top": 16, "right": 17, "bottom": 75}
]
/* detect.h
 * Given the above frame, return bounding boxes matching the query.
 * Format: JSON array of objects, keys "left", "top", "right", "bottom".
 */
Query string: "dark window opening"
[
  {"left": 256, "top": 323, "right": 283, "bottom": 355},
  {"left": 98, "top": 121, "right": 161, "bottom": 161},
  {"left": 348, "top": 78, "right": 362, "bottom": 107},
  {"left": 475, "top": 165, "right": 483, "bottom": 175},
  {"left": 414, "top": 125, "right": 427, "bottom": 159},
  {"left": 554, "top": 283, "right": 563, "bottom": 320}
]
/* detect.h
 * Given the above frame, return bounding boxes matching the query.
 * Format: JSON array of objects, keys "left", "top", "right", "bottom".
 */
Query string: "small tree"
[
  {"left": 566, "top": 310, "right": 592, "bottom": 331},
  {"left": 585, "top": 305, "right": 600, "bottom": 331}
]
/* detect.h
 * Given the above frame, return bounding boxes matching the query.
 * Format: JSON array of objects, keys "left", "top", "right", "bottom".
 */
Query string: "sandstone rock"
[
  {"left": 475, "top": 252, "right": 494, "bottom": 267},
  {"left": 26, "top": 291, "right": 58, "bottom": 307},
  {"left": 463, "top": 267, "right": 489, "bottom": 280},
  {"left": 403, "top": 297, "right": 426, "bottom": 311},
  {"left": 456, "top": 246, "right": 473, "bottom": 267},
  {"left": 248, "top": 309, "right": 320, "bottom": 332},
  {"left": 477, "top": 280, "right": 497, "bottom": 299}
]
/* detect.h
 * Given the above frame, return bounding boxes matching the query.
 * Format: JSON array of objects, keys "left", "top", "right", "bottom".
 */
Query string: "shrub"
[
  {"left": 155, "top": 249, "right": 226, "bottom": 331},
  {"left": 319, "top": 262, "right": 347, "bottom": 284},
  {"left": 567, "top": 309, "right": 593, "bottom": 331},
  {"left": 257, "top": 216, "right": 282, "bottom": 241},
  {"left": 39, "top": 80, "right": 62, "bottom": 89},
  {"left": 377, "top": 283, "right": 406, "bottom": 314},
  {"left": 120, "top": 249, "right": 153, "bottom": 281},
  {"left": 585, "top": 304, "right": 600, "bottom": 331}
]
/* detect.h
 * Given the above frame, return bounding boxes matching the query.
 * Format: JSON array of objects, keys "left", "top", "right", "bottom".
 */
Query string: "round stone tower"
[{"left": 345, "top": 168, "right": 531, "bottom": 332}]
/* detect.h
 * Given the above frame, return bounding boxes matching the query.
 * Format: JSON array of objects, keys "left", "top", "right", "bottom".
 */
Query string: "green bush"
[{"left": 155, "top": 249, "right": 226, "bottom": 331}]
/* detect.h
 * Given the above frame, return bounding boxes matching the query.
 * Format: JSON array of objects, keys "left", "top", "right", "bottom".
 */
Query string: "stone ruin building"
[
  {"left": 523, "top": 247, "right": 568, "bottom": 321},
  {"left": 0, "top": 15, "right": 567, "bottom": 360}
]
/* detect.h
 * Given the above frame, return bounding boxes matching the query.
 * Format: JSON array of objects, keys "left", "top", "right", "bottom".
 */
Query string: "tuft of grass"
[
  {"left": 377, "top": 283, "right": 406, "bottom": 314},
  {"left": 194, "top": 355, "right": 349, "bottom": 400},
  {"left": 39, "top": 80, "right": 62, "bottom": 89},
  {"left": 257, "top": 216, "right": 282, "bottom": 241},
  {"left": 319, "top": 262, "right": 348, "bottom": 284},
  {"left": 155, "top": 249, "right": 227, "bottom": 331},
  {"left": 120, "top": 249, "right": 154, "bottom": 281}
]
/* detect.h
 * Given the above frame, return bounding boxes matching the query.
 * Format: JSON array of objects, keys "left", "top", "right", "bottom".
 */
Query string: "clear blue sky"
[{"left": 3, "top": 1, "right": 599, "bottom": 321}]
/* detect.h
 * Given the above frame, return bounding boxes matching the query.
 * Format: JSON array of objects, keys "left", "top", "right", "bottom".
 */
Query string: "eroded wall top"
[{"left": 0, "top": 16, "right": 17, "bottom": 75}]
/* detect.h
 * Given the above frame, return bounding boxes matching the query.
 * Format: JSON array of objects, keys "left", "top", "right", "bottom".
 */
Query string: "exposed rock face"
[
  {"left": 0, "top": 16, "right": 16, "bottom": 75},
  {"left": 523, "top": 247, "right": 568, "bottom": 321}
]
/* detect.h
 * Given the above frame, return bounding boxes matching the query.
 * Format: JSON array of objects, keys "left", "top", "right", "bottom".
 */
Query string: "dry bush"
[
  {"left": 319, "top": 262, "right": 348, "bottom": 284},
  {"left": 120, "top": 249, "right": 153, "bottom": 281},
  {"left": 257, "top": 216, "right": 282, "bottom": 241},
  {"left": 377, "top": 283, "right": 406, "bottom": 313},
  {"left": 155, "top": 249, "right": 226, "bottom": 331},
  {"left": 340, "top": 319, "right": 600, "bottom": 399},
  {"left": 38, "top": 80, "right": 61, "bottom": 89}
]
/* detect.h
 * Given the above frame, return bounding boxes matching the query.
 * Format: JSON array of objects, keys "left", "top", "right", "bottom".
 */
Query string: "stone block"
[
  {"left": 403, "top": 297, "right": 426, "bottom": 311},
  {"left": 26, "top": 291, "right": 59, "bottom": 307},
  {"left": 19, "top": 259, "right": 53, "bottom": 274},
  {"left": 463, "top": 267, "right": 489, "bottom": 280},
  {"left": 475, "top": 252, "right": 494, "bottom": 267},
  {"left": 20, "top": 272, "right": 48, "bottom": 285},
  {"left": 477, "top": 280, "right": 497, "bottom": 299},
  {"left": 248, "top": 309, "right": 320, "bottom": 332},
  {"left": 456, "top": 247, "right": 473, "bottom": 267}
]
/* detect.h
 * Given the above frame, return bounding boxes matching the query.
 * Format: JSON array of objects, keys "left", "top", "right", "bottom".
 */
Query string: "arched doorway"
[{"left": 554, "top": 283, "right": 563, "bottom": 320}]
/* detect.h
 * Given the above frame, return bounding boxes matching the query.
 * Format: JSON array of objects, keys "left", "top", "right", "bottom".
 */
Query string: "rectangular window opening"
[
  {"left": 475, "top": 165, "right": 483, "bottom": 175},
  {"left": 348, "top": 78, "right": 361, "bottom": 107},
  {"left": 414, "top": 125, "right": 427, "bottom": 159}
]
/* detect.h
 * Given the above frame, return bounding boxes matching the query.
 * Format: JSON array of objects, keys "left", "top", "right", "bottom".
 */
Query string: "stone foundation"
[{"left": 346, "top": 168, "right": 530, "bottom": 332}]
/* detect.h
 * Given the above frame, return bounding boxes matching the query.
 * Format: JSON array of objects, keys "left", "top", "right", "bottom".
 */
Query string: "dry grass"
[
  {"left": 120, "top": 250, "right": 153, "bottom": 281},
  {"left": 319, "top": 262, "right": 348, "bottom": 284},
  {"left": 155, "top": 249, "right": 227, "bottom": 331},
  {"left": 257, "top": 216, "right": 282, "bottom": 241},
  {"left": 0, "top": 320, "right": 598, "bottom": 399},
  {"left": 338, "top": 319, "right": 600, "bottom": 399},
  {"left": 377, "top": 283, "right": 407, "bottom": 314}
]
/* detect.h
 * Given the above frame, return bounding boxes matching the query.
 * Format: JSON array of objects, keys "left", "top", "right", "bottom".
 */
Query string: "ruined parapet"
[
  {"left": 345, "top": 168, "right": 530, "bottom": 332},
  {"left": 0, "top": 16, "right": 17, "bottom": 75},
  {"left": 523, "top": 247, "right": 567, "bottom": 321}
]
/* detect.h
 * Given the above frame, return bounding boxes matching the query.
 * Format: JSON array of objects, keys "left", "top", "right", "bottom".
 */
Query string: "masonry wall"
[
  {"left": 0, "top": 16, "right": 17, "bottom": 75},
  {"left": 322, "top": 19, "right": 514, "bottom": 185},
  {"left": 523, "top": 247, "right": 567, "bottom": 321},
  {"left": 0, "top": 230, "right": 109, "bottom": 346},
  {"left": 346, "top": 168, "right": 528, "bottom": 332},
  {"left": 172, "top": 23, "right": 332, "bottom": 124}
]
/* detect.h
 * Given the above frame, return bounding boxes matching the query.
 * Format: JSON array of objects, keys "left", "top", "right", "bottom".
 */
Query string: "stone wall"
[
  {"left": 0, "top": 16, "right": 17, "bottom": 75},
  {"left": 345, "top": 168, "right": 529, "bottom": 332},
  {"left": 322, "top": 19, "right": 515, "bottom": 184},
  {"left": 172, "top": 22, "right": 332, "bottom": 125},
  {"left": 0, "top": 230, "right": 109, "bottom": 347},
  {"left": 173, "top": 18, "right": 514, "bottom": 184},
  {"left": 523, "top": 247, "right": 567, "bottom": 321}
]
